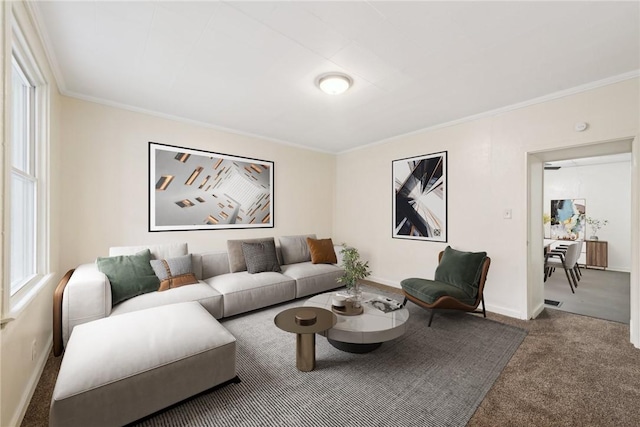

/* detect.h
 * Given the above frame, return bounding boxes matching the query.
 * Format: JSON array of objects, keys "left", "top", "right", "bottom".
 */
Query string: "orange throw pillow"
[{"left": 306, "top": 238, "right": 338, "bottom": 264}]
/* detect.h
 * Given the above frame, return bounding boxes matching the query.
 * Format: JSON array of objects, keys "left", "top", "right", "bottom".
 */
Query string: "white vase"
[{"left": 589, "top": 235, "right": 599, "bottom": 241}]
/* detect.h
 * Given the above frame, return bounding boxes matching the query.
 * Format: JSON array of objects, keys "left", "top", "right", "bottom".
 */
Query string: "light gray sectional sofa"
[
  {"left": 51, "top": 234, "right": 344, "bottom": 427},
  {"left": 59, "top": 235, "right": 344, "bottom": 349}
]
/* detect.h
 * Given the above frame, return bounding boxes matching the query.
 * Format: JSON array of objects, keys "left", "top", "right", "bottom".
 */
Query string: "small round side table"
[{"left": 274, "top": 306, "right": 337, "bottom": 372}]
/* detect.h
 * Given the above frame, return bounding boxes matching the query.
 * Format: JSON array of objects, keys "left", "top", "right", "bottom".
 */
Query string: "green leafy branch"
[{"left": 336, "top": 244, "right": 371, "bottom": 289}]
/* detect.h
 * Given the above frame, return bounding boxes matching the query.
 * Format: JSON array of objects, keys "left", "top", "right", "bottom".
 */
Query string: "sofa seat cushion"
[
  {"left": 110, "top": 281, "right": 223, "bottom": 319},
  {"left": 400, "top": 278, "right": 476, "bottom": 306},
  {"left": 205, "top": 272, "right": 295, "bottom": 317},
  {"left": 50, "top": 302, "right": 236, "bottom": 427},
  {"left": 280, "top": 262, "right": 343, "bottom": 298}
]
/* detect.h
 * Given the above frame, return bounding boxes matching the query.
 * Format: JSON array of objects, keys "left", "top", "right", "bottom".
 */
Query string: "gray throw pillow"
[
  {"left": 97, "top": 249, "right": 160, "bottom": 306},
  {"left": 227, "top": 237, "right": 276, "bottom": 273},
  {"left": 241, "top": 241, "right": 281, "bottom": 274},
  {"left": 279, "top": 234, "right": 316, "bottom": 265},
  {"left": 150, "top": 254, "right": 198, "bottom": 292}
]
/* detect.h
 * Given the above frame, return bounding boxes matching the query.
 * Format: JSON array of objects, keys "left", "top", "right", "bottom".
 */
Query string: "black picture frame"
[
  {"left": 392, "top": 151, "right": 447, "bottom": 242},
  {"left": 149, "top": 142, "right": 274, "bottom": 231}
]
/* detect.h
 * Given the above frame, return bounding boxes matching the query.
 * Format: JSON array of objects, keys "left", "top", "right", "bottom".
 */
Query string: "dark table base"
[{"left": 327, "top": 338, "right": 382, "bottom": 354}]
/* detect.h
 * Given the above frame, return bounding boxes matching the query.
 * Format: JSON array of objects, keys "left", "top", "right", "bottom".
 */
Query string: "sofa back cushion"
[
  {"left": 199, "top": 252, "right": 230, "bottom": 280},
  {"left": 109, "top": 243, "right": 188, "bottom": 261},
  {"left": 97, "top": 249, "right": 160, "bottom": 306},
  {"left": 278, "top": 234, "right": 316, "bottom": 265},
  {"left": 227, "top": 237, "right": 276, "bottom": 273}
]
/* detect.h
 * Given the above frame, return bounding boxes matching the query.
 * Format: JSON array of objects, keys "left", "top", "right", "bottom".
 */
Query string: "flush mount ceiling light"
[{"left": 317, "top": 73, "right": 352, "bottom": 95}]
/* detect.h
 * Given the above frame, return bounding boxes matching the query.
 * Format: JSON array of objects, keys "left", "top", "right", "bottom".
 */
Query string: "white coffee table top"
[{"left": 304, "top": 291, "right": 410, "bottom": 344}]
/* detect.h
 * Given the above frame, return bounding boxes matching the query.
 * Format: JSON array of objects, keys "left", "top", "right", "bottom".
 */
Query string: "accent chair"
[{"left": 400, "top": 246, "right": 491, "bottom": 327}]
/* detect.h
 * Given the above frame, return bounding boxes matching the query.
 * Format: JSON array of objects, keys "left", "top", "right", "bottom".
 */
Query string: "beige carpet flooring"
[{"left": 22, "top": 283, "right": 640, "bottom": 426}]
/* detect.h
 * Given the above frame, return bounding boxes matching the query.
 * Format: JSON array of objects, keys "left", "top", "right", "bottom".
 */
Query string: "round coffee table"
[
  {"left": 274, "top": 306, "right": 337, "bottom": 371},
  {"left": 304, "top": 291, "right": 410, "bottom": 353}
]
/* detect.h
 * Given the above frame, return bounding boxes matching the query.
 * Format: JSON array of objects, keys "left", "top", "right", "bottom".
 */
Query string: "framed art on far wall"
[
  {"left": 550, "top": 198, "right": 585, "bottom": 240},
  {"left": 149, "top": 142, "right": 274, "bottom": 231},
  {"left": 392, "top": 151, "right": 447, "bottom": 242}
]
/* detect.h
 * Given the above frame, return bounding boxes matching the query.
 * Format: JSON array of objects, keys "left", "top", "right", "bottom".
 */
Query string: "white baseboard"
[
  {"left": 368, "top": 276, "right": 401, "bottom": 288},
  {"left": 484, "top": 303, "right": 527, "bottom": 319},
  {"left": 10, "top": 335, "right": 52, "bottom": 427},
  {"left": 530, "top": 302, "right": 545, "bottom": 319},
  {"left": 606, "top": 266, "right": 631, "bottom": 273}
]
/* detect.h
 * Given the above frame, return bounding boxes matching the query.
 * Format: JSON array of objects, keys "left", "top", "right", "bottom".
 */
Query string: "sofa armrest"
[
  {"left": 61, "top": 263, "right": 112, "bottom": 350},
  {"left": 53, "top": 269, "right": 75, "bottom": 356}
]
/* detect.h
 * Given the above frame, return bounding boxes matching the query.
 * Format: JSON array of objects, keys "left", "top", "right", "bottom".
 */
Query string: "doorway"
[
  {"left": 527, "top": 137, "right": 640, "bottom": 347},
  {"left": 543, "top": 154, "right": 631, "bottom": 323}
]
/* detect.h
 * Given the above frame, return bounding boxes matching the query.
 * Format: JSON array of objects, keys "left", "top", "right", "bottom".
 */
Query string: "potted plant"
[
  {"left": 337, "top": 245, "right": 371, "bottom": 308},
  {"left": 585, "top": 217, "right": 609, "bottom": 240}
]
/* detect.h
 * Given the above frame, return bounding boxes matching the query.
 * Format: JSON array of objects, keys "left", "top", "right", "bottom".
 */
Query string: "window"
[
  {"left": 5, "top": 15, "right": 51, "bottom": 313},
  {"left": 10, "top": 56, "right": 37, "bottom": 296}
]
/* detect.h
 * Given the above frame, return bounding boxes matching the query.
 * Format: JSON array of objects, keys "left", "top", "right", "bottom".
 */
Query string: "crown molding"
[
  {"left": 339, "top": 70, "right": 640, "bottom": 155},
  {"left": 61, "top": 89, "right": 336, "bottom": 155}
]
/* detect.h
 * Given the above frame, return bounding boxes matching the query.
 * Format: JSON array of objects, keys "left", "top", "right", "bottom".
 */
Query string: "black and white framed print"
[
  {"left": 392, "top": 151, "right": 447, "bottom": 242},
  {"left": 149, "top": 142, "right": 274, "bottom": 231}
]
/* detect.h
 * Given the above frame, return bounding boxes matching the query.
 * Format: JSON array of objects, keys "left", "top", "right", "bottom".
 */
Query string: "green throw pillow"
[
  {"left": 434, "top": 246, "right": 487, "bottom": 298},
  {"left": 97, "top": 249, "right": 160, "bottom": 306}
]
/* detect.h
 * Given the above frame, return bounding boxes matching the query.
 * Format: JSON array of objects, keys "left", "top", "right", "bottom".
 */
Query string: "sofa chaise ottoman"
[{"left": 49, "top": 302, "right": 237, "bottom": 427}]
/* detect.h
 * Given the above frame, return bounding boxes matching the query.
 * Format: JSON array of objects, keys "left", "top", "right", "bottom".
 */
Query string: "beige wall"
[
  {"left": 1, "top": 2, "right": 63, "bottom": 426},
  {"left": 59, "top": 97, "right": 336, "bottom": 271},
  {"left": 334, "top": 78, "right": 639, "bottom": 319}
]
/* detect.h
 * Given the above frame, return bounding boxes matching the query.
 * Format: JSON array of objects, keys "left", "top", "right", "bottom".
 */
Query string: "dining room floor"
[{"left": 544, "top": 267, "right": 630, "bottom": 323}]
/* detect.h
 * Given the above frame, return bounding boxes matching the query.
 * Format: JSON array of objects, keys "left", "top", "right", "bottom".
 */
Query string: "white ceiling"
[{"left": 31, "top": 1, "right": 640, "bottom": 153}]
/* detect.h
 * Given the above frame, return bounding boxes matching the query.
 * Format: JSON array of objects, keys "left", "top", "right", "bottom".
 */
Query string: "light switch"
[{"left": 503, "top": 209, "right": 512, "bottom": 219}]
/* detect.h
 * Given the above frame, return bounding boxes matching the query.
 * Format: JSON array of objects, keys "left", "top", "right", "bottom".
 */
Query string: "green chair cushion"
[
  {"left": 434, "top": 246, "right": 487, "bottom": 298},
  {"left": 401, "top": 278, "right": 477, "bottom": 306},
  {"left": 97, "top": 249, "right": 160, "bottom": 306}
]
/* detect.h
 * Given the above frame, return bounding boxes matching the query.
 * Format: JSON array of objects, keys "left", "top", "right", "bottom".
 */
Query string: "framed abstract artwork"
[
  {"left": 392, "top": 151, "right": 447, "bottom": 242},
  {"left": 550, "top": 199, "right": 585, "bottom": 240},
  {"left": 149, "top": 142, "right": 274, "bottom": 231}
]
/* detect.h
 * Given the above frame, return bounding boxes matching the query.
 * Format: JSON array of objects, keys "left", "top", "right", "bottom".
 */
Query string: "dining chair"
[{"left": 544, "top": 242, "right": 580, "bottom": 293}]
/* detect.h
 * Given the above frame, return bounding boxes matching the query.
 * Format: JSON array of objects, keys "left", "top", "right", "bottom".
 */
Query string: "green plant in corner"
[{"left": 337, "top": 244, "right": 371, "bottom": 290}]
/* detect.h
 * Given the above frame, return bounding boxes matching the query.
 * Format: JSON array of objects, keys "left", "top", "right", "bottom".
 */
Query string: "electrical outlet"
[{"left": 31, "top": 339, "right": 37, "bottom": 361}]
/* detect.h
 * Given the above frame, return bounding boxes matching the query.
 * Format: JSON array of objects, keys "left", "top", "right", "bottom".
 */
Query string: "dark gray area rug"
[{"left": 134, "top": 295, "right": 526, "bottom": 427}]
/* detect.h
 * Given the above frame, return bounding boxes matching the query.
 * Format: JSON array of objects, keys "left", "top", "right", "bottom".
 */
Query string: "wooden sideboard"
[{"left": 586, "top": 240, "right": 608, "bottom": 269}]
